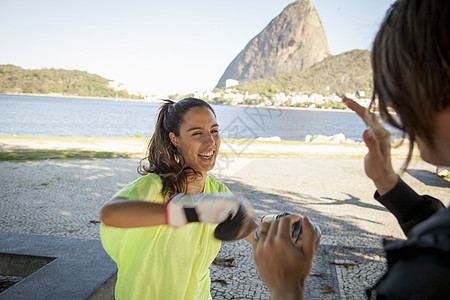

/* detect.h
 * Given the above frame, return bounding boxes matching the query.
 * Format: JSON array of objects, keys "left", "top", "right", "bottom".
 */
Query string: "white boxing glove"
[{"left": 164, "top": 193, "right": 243, "bottom": 229}]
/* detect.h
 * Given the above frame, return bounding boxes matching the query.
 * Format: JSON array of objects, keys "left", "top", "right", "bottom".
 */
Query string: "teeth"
[{"left": 199, "top": 151, "right": 214, "bottom": 157}]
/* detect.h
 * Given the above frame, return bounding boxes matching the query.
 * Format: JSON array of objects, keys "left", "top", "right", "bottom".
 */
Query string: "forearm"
[
  {"left": 101, "top": 198, "right": 166, "bottom": 228},
  {"left": 373, "top": 173, "right": 399, "bottom": 196},
  {"left": 375, "top": 178, "right": 445, "bottom": 234}
]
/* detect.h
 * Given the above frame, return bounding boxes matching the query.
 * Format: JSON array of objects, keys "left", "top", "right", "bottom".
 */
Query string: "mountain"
[
  {"left": 0, "top": 64, "right": 142, "bottom": 99},
  {"left": 216, "top": 0, "right": 330, "bottom": 88},
  {"left": 234, "top": 49, "right": 373, "bottom": 97}
]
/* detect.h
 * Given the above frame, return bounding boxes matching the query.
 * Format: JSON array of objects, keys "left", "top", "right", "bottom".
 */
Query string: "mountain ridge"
[
  {"left": 216, "top": 0, "right": 330, "bottom": 88},
  {"left": 231, "top": 49, "right": 373, "bottom": 97},
  {"left": 0, "top": 64, "right": 142, "bottom": 99}
]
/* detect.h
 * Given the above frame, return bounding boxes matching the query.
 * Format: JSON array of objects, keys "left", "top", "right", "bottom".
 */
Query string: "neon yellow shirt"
[{"left": 100, "top": 173, "right": 230, "bottom": 300}]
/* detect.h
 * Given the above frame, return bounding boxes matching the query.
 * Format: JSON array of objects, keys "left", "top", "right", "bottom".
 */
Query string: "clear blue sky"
[{"left": 0, "top": 0, "right": 395, "bottom": 97}]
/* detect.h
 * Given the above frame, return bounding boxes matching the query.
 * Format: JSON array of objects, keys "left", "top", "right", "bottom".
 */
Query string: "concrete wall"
[{"left": 0, "top": 232, "right": 117, "bottom": 299}]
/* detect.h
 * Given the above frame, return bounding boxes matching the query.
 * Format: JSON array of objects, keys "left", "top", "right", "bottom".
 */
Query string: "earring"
[{"left": 174, "top": 155, "right": 180, "bottom": 164}]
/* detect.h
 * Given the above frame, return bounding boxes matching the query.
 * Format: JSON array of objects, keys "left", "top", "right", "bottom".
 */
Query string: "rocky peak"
[{"left": 216, "top": 0, "right": 330, "bottom": 88}]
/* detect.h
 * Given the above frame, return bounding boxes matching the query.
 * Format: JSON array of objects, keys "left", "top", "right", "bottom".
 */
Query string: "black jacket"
[{"left": 367, "top": 179, "right": 450, "bottom": 299}]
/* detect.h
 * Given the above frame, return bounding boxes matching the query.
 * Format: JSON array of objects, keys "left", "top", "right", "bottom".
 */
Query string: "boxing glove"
[
  {"left": 214, "top": 198, "right": 255, "bottom": 241},
  {"left": 164, "top": 192, "right": 245, "bottom": 227}
]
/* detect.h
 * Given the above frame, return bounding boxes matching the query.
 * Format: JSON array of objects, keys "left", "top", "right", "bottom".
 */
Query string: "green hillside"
[
  {"left": 232, "top": 49, "right": 373, "bottom": 97},
  {"left": 0, "top": 64, "right": 143, "bottom": 99}
]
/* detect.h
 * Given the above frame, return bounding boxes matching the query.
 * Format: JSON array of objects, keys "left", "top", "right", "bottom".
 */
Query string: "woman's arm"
[
  {"left": 101, "top": 197, "right": 166, "bottom": 228},
  {"left": 101, "top": 193, "right": 255, "bottom": 232}
]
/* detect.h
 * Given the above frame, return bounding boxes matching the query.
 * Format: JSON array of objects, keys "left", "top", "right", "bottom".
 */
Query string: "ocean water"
[{"left": 1, "top": 94, "right": 378, "bottom": 142}]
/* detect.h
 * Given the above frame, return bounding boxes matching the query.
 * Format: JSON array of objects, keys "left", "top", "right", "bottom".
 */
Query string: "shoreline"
[
  {"left": 0, "top": 92, "right": 145, "bottom": 102},
  {"left": 215, "top": 102, "right": 355, "bottom": 113},
  {"left": 1, "top": 92, "right": 355, "bottom": 113}
]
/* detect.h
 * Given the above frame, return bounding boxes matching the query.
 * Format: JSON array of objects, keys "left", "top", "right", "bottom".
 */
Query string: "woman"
[{"left": 100, "top": 98, "right": 255, "bottom": 299}]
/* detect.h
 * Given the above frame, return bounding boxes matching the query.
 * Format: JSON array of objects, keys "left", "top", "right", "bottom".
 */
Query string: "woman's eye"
[
  {"left": 211, "top": 129, "right": 219, "bottom": 134},
  {"left": 192, "top": 132, "right": 202, "bottom": 136}
]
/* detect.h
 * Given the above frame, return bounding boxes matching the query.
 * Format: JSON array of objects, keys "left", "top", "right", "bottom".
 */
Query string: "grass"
[{"left": 0, "top": 150, "right": 138, "bottom": 162}]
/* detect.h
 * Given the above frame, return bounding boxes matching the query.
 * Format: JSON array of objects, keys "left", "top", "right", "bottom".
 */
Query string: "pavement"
[{"left": 1, "top": 150, "right": 449, "bottom": 298}]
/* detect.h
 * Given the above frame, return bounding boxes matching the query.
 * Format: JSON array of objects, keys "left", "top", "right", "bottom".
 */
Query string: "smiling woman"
[
  {"left": 99, "top": 97, "right": 256, "bottom": 299},
  {"left": 139, "top": 98, "right": 221, "bottom": 195},
  {"left": 169, "top": 106, "right": 221, "bottom": 184}
]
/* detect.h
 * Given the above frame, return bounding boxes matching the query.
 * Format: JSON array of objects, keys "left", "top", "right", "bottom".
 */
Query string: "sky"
[{"left": 0, "top": 0, "right": 395, "bottom": 97}]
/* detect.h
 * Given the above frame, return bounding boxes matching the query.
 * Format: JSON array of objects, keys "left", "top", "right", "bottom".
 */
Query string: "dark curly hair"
[{"left": 138, "top": 98, "right": 216, "bottom": 199}]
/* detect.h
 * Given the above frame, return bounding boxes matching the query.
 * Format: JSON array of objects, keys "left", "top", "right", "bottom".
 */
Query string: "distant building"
[
  {"left": 310, "top": 93, "right": 325, "bottom": 104},
  {"left": 225, "top": 79, "right": 239, "bottom": 88},
  {"left": 275, "top": 92, "right": 287, "bottom": 102},
  {"left": 223, "top": 92, "right": 243, "bottom": 104},
  {"left": 356, "top": 98, "right": 371, "bottom": 107},
  {"left": 194, "top": 90, "right": 221, "bottom": 100},
  {"left": 345, "top": 92, "right": 357, "bottom": 99},
  {"left": 356, "top": 90, "right": 366, "bottom": 98},
  {"left": 291, "top": 94, "right": 310, "bottom": 104}
]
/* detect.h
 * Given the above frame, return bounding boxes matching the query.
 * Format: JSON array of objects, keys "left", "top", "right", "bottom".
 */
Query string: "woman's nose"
[{"left": 203, "top": 133, "right": 215, "bottom": 145}]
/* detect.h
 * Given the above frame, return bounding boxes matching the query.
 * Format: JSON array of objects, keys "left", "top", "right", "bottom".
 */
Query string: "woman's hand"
[
  {"left": 252, "top": 215, "right": 320, "bottom": 300},
  {"left": 166, "top": 192, "right": 256, "bottom": 241},
  {"left": 343, "top": 97, "right": 399, "bottom": 195}
]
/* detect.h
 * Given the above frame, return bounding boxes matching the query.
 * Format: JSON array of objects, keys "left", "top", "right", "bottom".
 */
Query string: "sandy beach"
[{"left": 1, "top": 137, "right": 448, "bottom": 299}]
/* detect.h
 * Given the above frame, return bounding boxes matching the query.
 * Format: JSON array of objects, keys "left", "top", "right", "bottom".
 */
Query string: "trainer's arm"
[
  {"left": 101, "top": 197, "right": 166, "bottom": 228},
  {"left": 375, "top": 179, "right": 445, "bottom": 235}
]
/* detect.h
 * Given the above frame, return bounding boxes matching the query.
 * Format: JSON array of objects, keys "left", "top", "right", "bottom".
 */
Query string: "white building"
[
  {"left": 225, "top": 79, "right": 239, "bottom": 88},
  {"left": 223, "top": 92, "right": 244, "bottom": 104},
  {"left": 273, "top": 92, "right": 288, "bottom": 103},
  {"left": 310, "top": 93, "right": 325, "bottom": 104}
]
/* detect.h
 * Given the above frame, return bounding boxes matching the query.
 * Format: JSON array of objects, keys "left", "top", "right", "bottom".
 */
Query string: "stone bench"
[{"left": 0, "top": 232, "right": 117, "bottom": 299}]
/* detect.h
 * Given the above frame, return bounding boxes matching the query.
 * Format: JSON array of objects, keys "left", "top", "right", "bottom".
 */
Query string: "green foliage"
[
  {"left": 231, "top": 49, "right": 373, "bottom": 97},
  {"left": 168, "top": 94, "right": 186, "bottom": 101},
  {"left": 316, "top": 101, "right": 348, "bottom": 109},
  {"left": 0, "top": 64, "right": 143, "bottom": 99},
  {"left": 211, "top": 97, "right": 227, "bottom": 104},
  {"left": 0, "top": 149, "right": 137, "bottom": 161}
]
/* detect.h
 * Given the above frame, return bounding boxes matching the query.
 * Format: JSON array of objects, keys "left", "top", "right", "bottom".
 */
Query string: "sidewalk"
[{"left": 0, "top": 156, "right": 448, "bottom": 299}]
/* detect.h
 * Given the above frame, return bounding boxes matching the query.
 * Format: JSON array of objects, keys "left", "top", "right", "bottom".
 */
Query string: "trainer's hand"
[
  {"left": 252, "top": 215, "right": 320, "bottom": 300},
  {"left": 261, "top": 212, "right": 321, "bottom": 247},
  {"left": 343, "top": 97, "right": 398, "bottom": 195}
]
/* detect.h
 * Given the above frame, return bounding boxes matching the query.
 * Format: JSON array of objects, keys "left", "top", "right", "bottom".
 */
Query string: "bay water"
[{"left": 1, "top": 94, "right": 380, "bottom": 142}]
